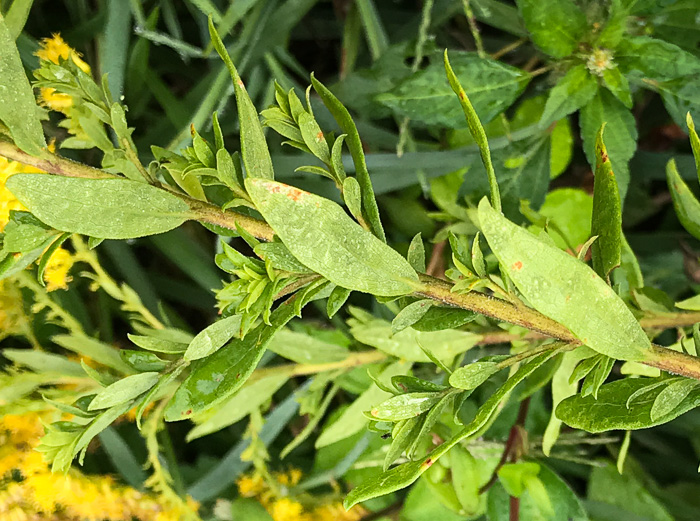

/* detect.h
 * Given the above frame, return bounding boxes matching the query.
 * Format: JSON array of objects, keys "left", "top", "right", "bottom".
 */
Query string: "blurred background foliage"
[{"left": 2, "top": 0, "right": 700, "bottom": 520}]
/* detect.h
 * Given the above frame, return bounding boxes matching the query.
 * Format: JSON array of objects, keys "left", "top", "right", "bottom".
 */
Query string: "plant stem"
[
  {"left": 5, "top": 142, "right": 700, "bottom": 380},
  {"left": 249, "top": 351, "right": 387, "bottom": 382}
]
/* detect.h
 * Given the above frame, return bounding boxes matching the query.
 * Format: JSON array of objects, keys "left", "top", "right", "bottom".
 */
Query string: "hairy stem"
[{"left": 4, "top": 142, "right": 700, "bottom": 380}]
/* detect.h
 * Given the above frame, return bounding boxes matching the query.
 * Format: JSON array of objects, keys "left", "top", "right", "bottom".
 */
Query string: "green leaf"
[
  {"left": 311, "top": 74, "right": 385, "bottom": 241},
  {"left": 378, "top": 52, "right": 530, "bottom": 129},
  {"left": 127, "top": 334, "right": 188, "bottom": 354},
  {"left": 667, "top": 159, "right": 700, "bottom": 241},
  {"left": 556, "top": 377, "right": 700, "bottom": 432},
  {"left": 588, "top": 464, "right": 674, "bottom": 521},
  {"left": 392, "top": 299, "right": 433, "bottom": 334},
  {"left": 349, "top": 309, "right": 481, "bottom": 362},
  {"left": 411, "top": 307, "right": 477, "bottom": 332},
  {"left": 516, "top": 0, "right": 587, "bottom": 58},
  {"left": 444, "top": 51, "right": 502, "bottom": 212},
  {"left": 184, "top": 314, "right": 242, "bottom": 361},
  {"left": 53, "top": 334, "right": 134, "bottom": 374},
  {"left": 119, "top": 350, "right": 168, "bottom": 372},
  {"left": 650, "top": 378, "right": 700, "bottom": 422},
  {"left": 186, "top": 374, "right": 288, "bottom": 441},
  {"left": 208, "top": 18, "right": 274, "bottom": 180},
  {"left": 2, "top": 211, "right": 57, "bottom": 252},
  {"left": 688, "top": 113, "right": 700, "bottom": 182},
  {"left": 602, "top": 67, "right": 633, "bottom": 108},
  {"left": 327, "top": 286, "right": 352, "bottom": 318},
  {"left": 451, "top": 446, "right": 481, "bottom": 514},
  {"left": 540, "top": 65, "right": 597, "bottom": 127},
  {"left": 0, "top": 12, "right": 45, "bottom": 155},
  {"left": 87, "top": 372, "right": 160, "bottom": 411},
  {"left": 267, "top": 329, "right": 349, "bottom": 364},
  {"left": 316, "top": 360, "right": 410, "bottom": 447},
  {"left": 617, "top": 36, "right": 700, "bottom": 81},
  {"left": 2, "top": 349, "right": 84, "bottom": 377},
  {"left": 384, "top": 416, "right": 422, "bottom": 470},
  {"left": 591, "top": 125, "right": 622, "bottom": 280},
  {"left": 165, "top": 295, "right": 300, "bottom": 421},
  {"left": 407, "top": 233, "right": 426, "bottom": 273},
  {"left": 449, "top": 361, "right": 500, "bottom": 390},
  {"left": 478, "top": 199, "right": 651, "bottom": 362},
  {"left": 580, "top": 88, "right": 637, "bottom": 202},
  {"left": 4, "top": 0, "right": 34, "bottom": 39},
  {"left": 342, "top": 176, "right": 363, "bottom": 222},
  {"left": 298, "top": 112, "right": 330, "bottom": 164},
  {"left": 542, "top": 349, "right": 589, "bottom": 455},
  {"left": 369, "top": 392, "right": 443, "bottom": 421},
  {"left": 344, "top": 351, "right": 557, "bottom": 509},
  {"left": 6, "top": 175, "right": 192, "bottom": 239},
  {"left": 245, "top": 178, "right": 418, "bottom": 297},
  {"left": 230, "top": 499, "right": 274, "bottom": 521},
  {"left": 487, "top": 465, "right": 588, "bottom": 521}
]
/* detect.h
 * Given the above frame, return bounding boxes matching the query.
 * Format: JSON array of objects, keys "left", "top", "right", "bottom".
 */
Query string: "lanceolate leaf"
[
  {"left": 556, "top": 377, "right": 700, "bottom": 432},
  {"left": 165, "top": 296, "right": 300, "bottom": 421},
  {"left": 6, "top": 175, "right": 192, "bottom": 239},
  {"left": 310, "top": 74, "right": 385, "bottom": 241},
  {"left": 344, "top": 351, "right": 557, "bottom": 509},
  {"left": 580, "top": 88, "right": 637, "bottom": 202},
  {"left": 591, "top": 125, "right": 622, "bottom": 280},
  {"left": 540, "top": 65, "right": 597, "bottom": 127},
  {"left": 0, "top": 12, "right": 46, "bottom": 155},
  {"left": 478, "top": 199, "right": 651, "bottom": 362},
  {"left": 378, "top": 51, "right": 530, "bottom": 129},
  {"left": 208, "top": 19, "right": 274, "bottom": 180},
  {"left": 667, "top": 159, "right": 700, "bottom": 241},
  {"left": 245, "top": 178, "right": 419, "bottom": 296},
  {"left": 516, "top": 0, "right": 587, "bottom": 58}
]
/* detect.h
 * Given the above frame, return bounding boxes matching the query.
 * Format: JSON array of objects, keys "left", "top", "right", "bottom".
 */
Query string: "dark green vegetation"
[{"left": 2, "top": 1, "right": 700, "bottom": 520}]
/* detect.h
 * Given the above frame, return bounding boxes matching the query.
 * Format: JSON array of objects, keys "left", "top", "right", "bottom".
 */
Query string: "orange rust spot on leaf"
[
  {"left": 601, "top": 151, "right": 608, "bottom": 162},
  {"left": 190, "top": 123, "right": 196, "bottom": 137},
  {"left": 185, "top": 409, "right": 192, "bottom": 416},
  {"left": 421, "top": 458, "right": 433, "bottom": 469},
  {"left": 511, "top": 261, "right": 523, "bottom": 271},
  {"left": 458, "top": 91, "right": 466, "bottom": 100},
  {"left": 371, "top": 408, "right": 379, "bottom": 417},
  {"left": 316, "top": 131, "right": 324, "bottom": 141}
]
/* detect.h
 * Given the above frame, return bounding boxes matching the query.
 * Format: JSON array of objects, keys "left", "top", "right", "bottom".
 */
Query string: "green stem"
[{"left": 5, "top": 141, "right": 700, "bottom": 380}]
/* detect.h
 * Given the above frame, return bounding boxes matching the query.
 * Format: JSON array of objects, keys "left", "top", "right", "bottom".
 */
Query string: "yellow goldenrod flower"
[
  {"left": 43, "top": 247, "right": 75, "bottom": 291},
  {"left": 270, "top": 497, "right": 309, "bottom": 521},
  {"left": 36, "top": 33, "right": 91, "bottom": 73},
  {"left": 237, "top": 473, "right": 267, "bottom": 498},
  {"left": 277, "top": 467, "right": 303, "bottom": 487},
  {"left": 0, "top": 413, "right": 201, "bottom": 521},
  {"left": 311, "top": 502, "right": 367, "bottom": 521}
]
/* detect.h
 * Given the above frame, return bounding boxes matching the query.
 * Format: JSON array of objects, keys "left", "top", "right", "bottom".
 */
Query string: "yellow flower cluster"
[
  {"left": 35, "top": 34, "right": 90, "bottom": 114},
  {"left": 235, "top": 469, "right": 366, "bottom": 521},
  {"left": 1, "top": 146, "right": 75, "bottom": 292},
  {"left": 0, "top": 413, "right": 199, "bottom": 521},
  {"left": 0, "top": 280, "right": 25, "bottom": 339}
]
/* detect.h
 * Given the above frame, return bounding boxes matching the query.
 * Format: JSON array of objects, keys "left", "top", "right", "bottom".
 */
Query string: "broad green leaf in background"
[
  {"left": 209, "top": 18, "right": 274, "bottom": 180},
  {"left": 186, "top": 374, "right": 288, "bottom": 440},
  {"left": 0, "top": 12, "right": 46, "bottom": 155},
  {"left": 516, "top": 0, "right": 588, "bottom": 58},
  {"left": 591, "top": 125, "right": 622, "bottom": 280},
  {"left": 659, "top": 76, "right": 700, "bottom": 127},
  {"left": 4, "top": 0, "right": 34, "bottom": 39},
  {"left": 348, "top": 309, "right": 481, "bottom": 362},
  {"left": 542, "top": 348, "right": 591, "bottom": 455},
  {"left": 667, "top": 159, "right": 700, "bottom": 241},
  {"left": 488, "top": 465, "right": 588, "bottom": 521},
  {"left": 245, "top": 178, "right": 419, "bottom": 296},
  {"left": 478, "top": 198, "right": 651, "bottom": 362},
  {"left": 540, "top": 65, "right": 597, "bottom": 127},
  {"left": 616, "top": 36, "right": 700, "bottom": 81},
  {"left": 378, "top": 52, "right": 530, "bottom": 129},
  {"left": 587, "top": 464, "right": 674, "bottom": 521},
  {"left": 556, "top": 377, "right": 700, "bottom": 432},
  {"left": 580, "top": 88, "right": 637, "bottom": 202},
  {"left": 537, "top": 188, "right": 593, "bottom": 249},
  {"left": 6, "top": 175, "right": 192, "bottom": 239},
  {"left": 315, "top": 360, "right": 410, "bottom": 447},
  {"left": 267, "top": 329, "right": 349, "bottom": 364}
]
